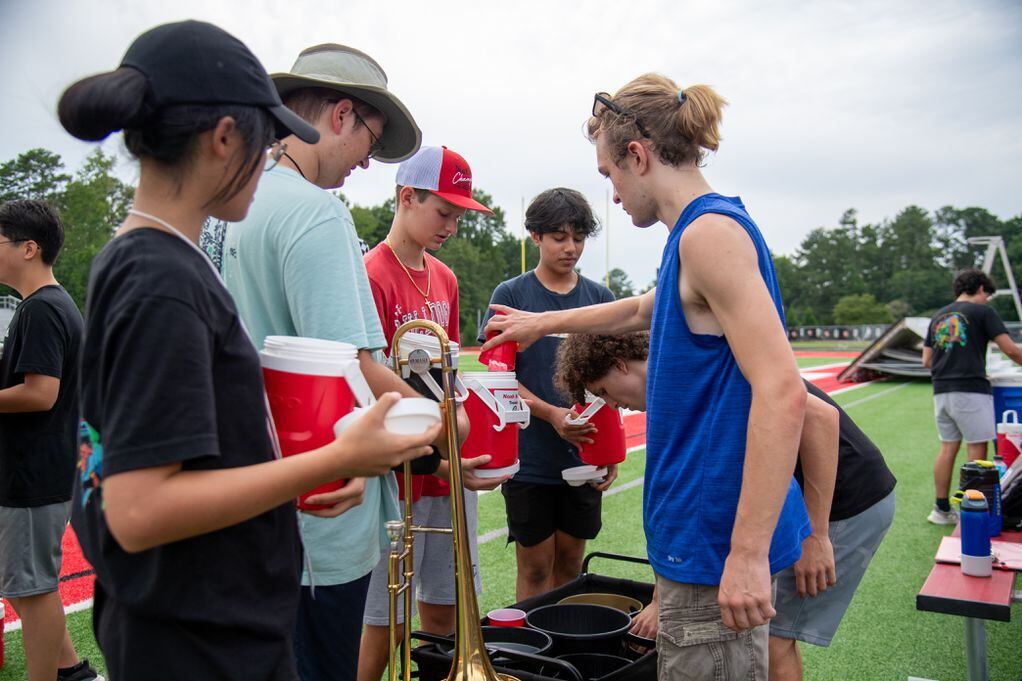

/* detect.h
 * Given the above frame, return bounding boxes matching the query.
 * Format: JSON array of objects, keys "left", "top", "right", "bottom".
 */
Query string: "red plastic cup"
[
  {"left": 479, "top": 311, "right": 518, "bottom": 371},
  {"left": 488, "top": 608, "right": 526, "bottom": 627}
]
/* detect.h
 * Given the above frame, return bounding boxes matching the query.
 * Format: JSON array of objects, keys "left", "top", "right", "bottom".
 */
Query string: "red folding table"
[{"left": 916, "top": 528, "right": 1021, "bottom": 681}]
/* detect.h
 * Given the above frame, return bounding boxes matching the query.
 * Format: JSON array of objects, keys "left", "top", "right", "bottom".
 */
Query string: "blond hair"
[{"left": 587, "top": 73, "right": 728, "bottom": 167}]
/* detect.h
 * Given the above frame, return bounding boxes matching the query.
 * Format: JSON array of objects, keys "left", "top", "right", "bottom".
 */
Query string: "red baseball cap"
[{"left": 395, "top": 146, "right": 493, "bottom": 214}]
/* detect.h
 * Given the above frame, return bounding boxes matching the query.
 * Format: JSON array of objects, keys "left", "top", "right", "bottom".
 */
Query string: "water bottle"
[
  {"left": 960, "top": 460, "right": 1002, "bottom": 537},
  {"left": 957, "top": 489, "right": 993, "bottom": 577},
  {"left": 993, "top": 454, "right": 1008, "bottom": 479}
]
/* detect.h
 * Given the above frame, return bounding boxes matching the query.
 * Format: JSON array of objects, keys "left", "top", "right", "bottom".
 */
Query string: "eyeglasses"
[
  {"left": 592, "top": 92, "right": 652, "bottom": 139},
  {"left": 0, "top": 239, "right": 27, "bottom": 246},
  {"left": 353, "top": 109, "right": 385, "bottom": 159},
  {"left": 264, "top": 141, "right": 288, "bottom": 171}
]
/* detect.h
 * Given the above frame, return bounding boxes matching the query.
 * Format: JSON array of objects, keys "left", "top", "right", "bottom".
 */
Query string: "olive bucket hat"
[{"left": 271, "top": 44, "right": 421, "bottom": 162}]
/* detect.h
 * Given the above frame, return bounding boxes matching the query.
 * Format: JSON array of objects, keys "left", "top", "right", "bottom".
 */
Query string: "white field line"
[
  {"left": 799, "top": 361, "right": 852, "bottom": 373},
  {"left": 5, "top": 598, "right": 93, "bottom": 633},
  {"left": 828, "top": 379, "right": 881, "bottom": 396},
  {"left": 839, "top": 381, "right": 912, "bottom": 409}
]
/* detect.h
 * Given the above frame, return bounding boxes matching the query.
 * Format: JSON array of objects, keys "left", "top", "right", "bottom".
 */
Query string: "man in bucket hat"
[{"left": 207, "top": 44, "right": 444, "bottom": 681}]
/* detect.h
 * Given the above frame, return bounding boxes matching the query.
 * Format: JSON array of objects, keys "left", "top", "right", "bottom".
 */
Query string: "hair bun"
[{"left": 58, "top": 67, "right": 149, "bottom": 141}]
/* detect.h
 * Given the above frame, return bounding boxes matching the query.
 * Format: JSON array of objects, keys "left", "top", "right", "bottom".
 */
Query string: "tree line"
[
  {"left": 774, "top": 206, "right": 1022, "bottom": 326},
  {"left": 5, "top": 147, "right": 1017, "bottom": 335}
]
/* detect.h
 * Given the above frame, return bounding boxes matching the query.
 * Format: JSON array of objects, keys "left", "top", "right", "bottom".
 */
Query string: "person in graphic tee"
[
  {"left": 482, "top": 74, "right": 811, "bottom": 679},
  {"left": 57, "top": 21, "right": 436, "bottom": 679},
  {"left": 358, "top": 146, "right": 500, "bottom": 681},
  {"left": 478, "top": 188, "right": 615, "bottom": 601},
  {"left": 923, "top": 268, "right": 1022, "bottom": 525},
  {"left": 554, "top": 332, "right": 896, "bottom": 680},
  {"left": 0, "top": 200, "right": 100, "bottom": 681}
]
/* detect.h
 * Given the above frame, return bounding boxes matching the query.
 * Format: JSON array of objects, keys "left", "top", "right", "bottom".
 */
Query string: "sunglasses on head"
[{"left": 592, "top": 92, "right": 652, "bottom": 140}]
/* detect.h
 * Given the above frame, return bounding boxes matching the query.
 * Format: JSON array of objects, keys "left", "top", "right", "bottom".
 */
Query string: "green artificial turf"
[{"left": 7, "top": 379, "right": 1020, "bottom": 680}]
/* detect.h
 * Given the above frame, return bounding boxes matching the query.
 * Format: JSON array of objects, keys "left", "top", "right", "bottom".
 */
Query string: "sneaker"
[
  {"left": 927, "top": 507, "right": 959, "bottom": 525},
  {"left": 57, "top": 659, "right": 104, "bottom": 681}
]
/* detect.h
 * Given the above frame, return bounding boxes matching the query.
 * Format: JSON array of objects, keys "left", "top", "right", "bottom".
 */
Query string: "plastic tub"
[
  {"left": 558, "top": 593, "right": 643, "bottom": 615},
  {"left": 525, "top": 604, "right": 633, "bottom": 655}
]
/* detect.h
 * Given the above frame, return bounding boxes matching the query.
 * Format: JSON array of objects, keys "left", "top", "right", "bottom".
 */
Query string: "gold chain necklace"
[{"left": 385, "top": 235, "right": 431, "bottom": 300}]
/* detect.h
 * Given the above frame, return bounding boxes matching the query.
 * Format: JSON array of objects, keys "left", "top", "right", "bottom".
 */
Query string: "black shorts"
[{"left": 501, "top": 480, "right": 602, "bottom": 547}]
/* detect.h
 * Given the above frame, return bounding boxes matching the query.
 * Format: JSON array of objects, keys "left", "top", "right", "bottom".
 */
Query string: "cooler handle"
[
  {"left": 343, "top": 360, "right": 375, "bottom": 407},
  {"left": 565, "top": 397, "right": 606, "bottom": 426},
  {"left": 463, "top": 378, "right": 530, "bottom": 431},
  {"left": 1004, "top": 410, "right": 1019, "bottom": 426}
]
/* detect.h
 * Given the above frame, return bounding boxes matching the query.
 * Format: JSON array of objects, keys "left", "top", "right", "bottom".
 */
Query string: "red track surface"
[{"left": 4, "top": 360, "right": 862, "bottom": 628}]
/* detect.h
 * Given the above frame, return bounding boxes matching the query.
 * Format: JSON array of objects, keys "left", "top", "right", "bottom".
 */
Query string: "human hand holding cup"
[
  {"left": 478, "top": 309, "right": 518, "bottom": 371},
  {"left": 480, "top": 305, "right": 546, "bottom": 354},
  {"left": 330, "top": 393, "right": 441, "bottom": 478}
]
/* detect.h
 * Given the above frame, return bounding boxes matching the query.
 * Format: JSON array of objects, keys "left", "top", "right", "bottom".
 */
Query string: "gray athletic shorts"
[
  {"left": 770, "top": 490, "right": 895, "bottom": 646},
  {"left": 363, "top": 491, "right": 481, "bottom": 626},
  {"left": 0, "top": 501, "right": 71, "bottom": 598},
  {"left": 934, "top": 392, "right": 996, "bottom": 443}
]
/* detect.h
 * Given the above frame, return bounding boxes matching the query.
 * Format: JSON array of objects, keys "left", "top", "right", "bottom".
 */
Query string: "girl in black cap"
[{"left": 58, "top": 20, "right": 437, "bottom": 679}]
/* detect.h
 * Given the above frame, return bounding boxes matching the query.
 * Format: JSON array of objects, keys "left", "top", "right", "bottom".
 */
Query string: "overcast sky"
[{"left": 2, "top": 0, "right": 1019, "bottom": 288}]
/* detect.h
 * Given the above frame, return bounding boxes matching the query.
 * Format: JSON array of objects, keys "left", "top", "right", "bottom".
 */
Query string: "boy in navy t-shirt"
[
  {"left": 0, "top": 200, "right": 98, "bottom": 681},
  {"left": 479, "top": 188, "right": 614, "bottom": 600}
]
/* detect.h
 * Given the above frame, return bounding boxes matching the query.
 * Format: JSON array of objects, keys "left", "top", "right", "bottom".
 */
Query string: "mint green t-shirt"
[{"left": 221, "top": 166, "right": 398, "bottom": 586}]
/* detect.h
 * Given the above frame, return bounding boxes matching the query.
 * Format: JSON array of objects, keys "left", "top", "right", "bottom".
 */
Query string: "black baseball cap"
[{"left": 120, "top": 20, "right": 319, "bottom": 144}]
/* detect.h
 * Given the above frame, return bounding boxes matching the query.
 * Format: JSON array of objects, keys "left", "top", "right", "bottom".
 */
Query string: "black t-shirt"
[
  {"left": 479, "top": 271, "right": 615, "bottom": 484},
  {"left": 0, "top": 285, "right": 83, "bottom": 507},
  {"left": 795, "top": 382, "right": 897, "bottom": 522},
  {"left": 72, "top": 229, "right": 301, "bottom": 679},
  {"left": 924, "top": 301, "right": 1008, "bottom": 395}
]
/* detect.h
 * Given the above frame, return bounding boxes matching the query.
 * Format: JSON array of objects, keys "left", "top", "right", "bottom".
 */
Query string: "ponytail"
[
  {"left": 675, "top": 84, "right": 726, "bottom": 155},
  {"left": 58, "top": 67, "right": 149, "bottom": 142}
]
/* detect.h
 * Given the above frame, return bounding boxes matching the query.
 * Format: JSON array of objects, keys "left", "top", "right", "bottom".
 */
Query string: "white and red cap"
[{"left": 396, "top": 146, "right": 493, "bottom": 214}]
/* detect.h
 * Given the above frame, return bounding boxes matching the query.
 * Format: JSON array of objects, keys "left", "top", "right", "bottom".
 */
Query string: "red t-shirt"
[{"left": 365, "top": 243, "right": 460, "bottom": 500}]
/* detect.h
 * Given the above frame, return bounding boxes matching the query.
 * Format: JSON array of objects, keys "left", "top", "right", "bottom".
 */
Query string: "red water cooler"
[
  {"left": 260, "top": 336, "right": 373, "bottom": 509},
  {"left": 461, "top": 371, "right": 530, "bottom": 478}
]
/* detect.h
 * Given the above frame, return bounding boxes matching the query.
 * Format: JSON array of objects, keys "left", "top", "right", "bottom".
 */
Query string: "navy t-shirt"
[
  {"left": 924, "top": 301, "right": 1008, "bottom": 395},
  {"left": 480, "top": 271, "right": 614, "bottom": 484}
]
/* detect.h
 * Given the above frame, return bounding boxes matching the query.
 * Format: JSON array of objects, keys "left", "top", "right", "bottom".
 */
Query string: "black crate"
[{"left": 411, "top": 553, "right": 657, "bottom": 681}]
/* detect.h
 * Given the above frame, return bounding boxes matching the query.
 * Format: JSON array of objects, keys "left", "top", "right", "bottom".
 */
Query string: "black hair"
[
  {"left": 525, "top": 187, "right": 600, "bottom": 238},
  {"left": 555, "top": 332, "right": 650, "bottom": 405},
  {"left": 283, "top": 87, "right": 379, "bottom": 127},
  {"left": 58, "top": 67, "right": 274, "bottom": 206},
  {"left": 953, "top": 268, "right": 997, "bottom": 297},
  {"left": 0, "top": 200, "right": 64, "bottom": 266}
]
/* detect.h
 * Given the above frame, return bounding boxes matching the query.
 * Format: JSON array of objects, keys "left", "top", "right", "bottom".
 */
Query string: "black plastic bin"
[{"left": 412, "top": 552, "right": 657, "bottom": 681}]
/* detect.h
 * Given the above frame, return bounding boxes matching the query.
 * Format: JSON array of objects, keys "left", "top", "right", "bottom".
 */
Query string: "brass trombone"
[{"left": 387, "top": 319, "right": 517, "bottom": 681}]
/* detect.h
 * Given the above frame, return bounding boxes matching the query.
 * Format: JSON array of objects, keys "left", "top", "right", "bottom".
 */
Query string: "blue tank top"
[{"left": 645, "top": 194, "right": 809, "bottom": 585}]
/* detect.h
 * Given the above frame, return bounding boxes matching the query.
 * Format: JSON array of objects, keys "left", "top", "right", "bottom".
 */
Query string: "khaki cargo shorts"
[{"left": 656, "top": 574, "right": 772, "bottom": 681}]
